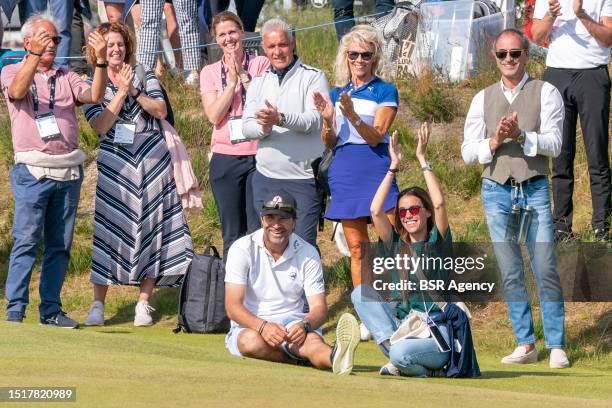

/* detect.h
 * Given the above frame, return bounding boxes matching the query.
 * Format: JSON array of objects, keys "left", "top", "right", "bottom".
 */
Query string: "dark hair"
[
  {"left": 211, "top": 11, "right": 244, "bottom": 38},
  {"left": 86, "top": 22, "right": 135, "bottom": 66},
  {"left": 393, "top": 186, "right": 434, "bottom": 244},
  {"left": 494, "top": 28, "right": 530, "bottom": 50}
]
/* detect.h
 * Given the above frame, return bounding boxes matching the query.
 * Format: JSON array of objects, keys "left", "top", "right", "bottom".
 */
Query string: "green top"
[{"left": 389, "top": 225, "right": 453, "bottom": 318}]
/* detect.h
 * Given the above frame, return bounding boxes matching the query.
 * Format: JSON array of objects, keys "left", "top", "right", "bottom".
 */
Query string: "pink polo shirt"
[
  {"left": 1, "top": 60, "right": 90, "bottom": 154},
  {"left": 200, "top": 55, "right": 269, "bottom": 156}
]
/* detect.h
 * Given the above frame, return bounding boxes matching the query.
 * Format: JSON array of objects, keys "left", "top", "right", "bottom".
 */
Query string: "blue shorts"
[{"left": 225, "top": 312, "right": 323, "bottom": 357}]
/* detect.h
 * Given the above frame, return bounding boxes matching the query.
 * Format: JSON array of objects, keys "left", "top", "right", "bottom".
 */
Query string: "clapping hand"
[
  {"left": 117, "top": 64, "right": 134, "bottom": 94},
  {"left": 549, "top": 0, "right": 562, "bottom": 17},
  {"left": 313, "top": 91, "right": 334, "bottom": 124},
  {"left": 255, "top": 99, "right": 281, "bottom": 133},
  {"left": 389, "top": 130, "right": 403, "bottom": 168},
  {"left": 338, "top": 91, "right": 357, "bottom": 121},
  {"left": 415, "top": 122, "right": 431, "bottom": 162},
  {"left": 88, "top": 31, "right": 107, "bottom": 61},
  {"left": 225, "top": 53, "right": 239, "bottom": 87}
]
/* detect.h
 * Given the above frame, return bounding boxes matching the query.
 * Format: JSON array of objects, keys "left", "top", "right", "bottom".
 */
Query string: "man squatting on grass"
[
  {"left": 224, "top": 191, "right": 361, "bottom": 374},
  {"left": 462, "top": 28, "right": 569, "bottom": 368}
]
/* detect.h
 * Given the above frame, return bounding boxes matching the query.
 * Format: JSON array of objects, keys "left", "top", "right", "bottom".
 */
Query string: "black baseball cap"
[{"left": 261, "top": 191, "right": 297, "bottom": 219}]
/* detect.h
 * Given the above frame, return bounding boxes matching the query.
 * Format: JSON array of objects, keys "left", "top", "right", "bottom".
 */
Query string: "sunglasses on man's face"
[
  {"left": 347, "top": 51, "right": 374, "bottom": 62},
  {"left": 262, "top": 201, "right": 296, "bottom": 214},
  {"left": 399, "top": 205, "right": 423, "bottom": 218},
  {"left": 495, "top": 49, "right": 525, "bottom": 60}
]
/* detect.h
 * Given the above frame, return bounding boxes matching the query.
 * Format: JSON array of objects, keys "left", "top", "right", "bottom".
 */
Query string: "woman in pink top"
[{"left": 200, "top": 11, "right": 269, "bottom": 259}]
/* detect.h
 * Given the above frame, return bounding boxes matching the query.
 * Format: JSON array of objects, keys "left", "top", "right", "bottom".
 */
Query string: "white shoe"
[
  {"left": 84, "top": 301, "right": 105, "bottom": 326},
  {"left": 379, "top": 362, "right": 400, "bottom": 376},
  {"left": 501, "top": 346, "right": 538, "bottom": 364},
  {"left": 134, "top": 300, "right": 155, "bottom": 327},
  {"left": 549, "top": 348, "right": 570, "bottom": 369},
  {"left": 331, "top": 313, "right": 360, "bottom": 375},
  {"left": 359, "top": 322, "right": 372, "bottom": 341},
  {"left": 184, "top": 72, "right": 199, "bottom": 86}
]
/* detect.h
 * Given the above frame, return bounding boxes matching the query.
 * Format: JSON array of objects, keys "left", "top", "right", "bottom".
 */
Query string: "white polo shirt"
[
  {"left": 534, "top": 0, "right": 612, "bottom": 68},
  {"left": 225, "top": 229, "right": 325, "bottom": 323}
]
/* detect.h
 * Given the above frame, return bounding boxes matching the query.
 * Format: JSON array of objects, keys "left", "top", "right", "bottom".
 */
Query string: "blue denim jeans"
[
  {"left": 481, "top": 176, "right": 565, "bottom": 348},
  {"left": 24, "top": 0, "right": 74, "bottom": 67},
  {"left": 351, "top": 285, "right": 450, "bottom": 377},
  {"left": 332, "top": 0, "right": 395, "bottom": 40},
  {"left": 5, "top": 164, "right": 82, "bottom": 320}
]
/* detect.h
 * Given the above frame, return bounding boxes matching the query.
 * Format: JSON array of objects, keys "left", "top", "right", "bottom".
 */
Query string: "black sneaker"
[
  {"left": 40, "top": 311, "right": 79, "bottom": 329},
  {"left": 594, "top": 228, "right": 609, "bottom": 242},
  {"left": 6, "top": 311, "right": 24, "bottom": 323},
  {"left": 554, "top": 229, "right": 575, "bottom": 244}
]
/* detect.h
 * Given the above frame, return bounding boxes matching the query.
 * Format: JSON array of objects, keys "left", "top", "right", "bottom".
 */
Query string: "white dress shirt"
[{"left": 462, "top": 73, "right": 564, "bottom": 165}]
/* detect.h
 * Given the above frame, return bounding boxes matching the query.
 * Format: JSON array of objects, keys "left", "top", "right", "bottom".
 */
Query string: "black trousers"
[
  {"left": 209, "top": 153, "right": 259, "bottom": 260},
  {"left": 543, "top": 66, "right": 611, "bottom": 233},
  {"left": 206, "top": 0, "right": 266, "bottom": 32}
]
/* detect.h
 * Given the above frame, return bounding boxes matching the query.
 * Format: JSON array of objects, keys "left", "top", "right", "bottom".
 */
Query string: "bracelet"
[
  {"left": 388, "top": 168, "right": 399, "bottom": 174},
  {"left": 96, "top": 62, "right": 108, "bottom": 68},
  {"left": 257, "top": 320, "right": 268, "bottom": 335},
  {"left": 29, "top": 52, "right": 42, "bottom": 57}
]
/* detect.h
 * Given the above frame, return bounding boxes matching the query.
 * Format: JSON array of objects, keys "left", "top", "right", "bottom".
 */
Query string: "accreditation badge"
[
  {"left": 35, "top": 112, "right": 61, "bottom": 140},
  {"left": 228, "top": 116, "right": 247, "bottom": 144},
  {"left": 114, "top": 121, "right": 136, "bottom": 145}
]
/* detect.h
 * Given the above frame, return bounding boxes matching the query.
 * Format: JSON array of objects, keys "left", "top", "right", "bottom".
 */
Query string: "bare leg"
[
  {"left": 237, "top": 329, "right": 294, "bottom": 363},
  {"left": 163, "top": 2, "right": 183, "bottom": 70},
  {"left": 341, "top": 218, "right": 369, "bottom": 287},
  {"left": 105, "top": 3, "right": 123, "bottom": 23},
  {"left": 93, "top": 283, "right": 109, "bottom": 303},
  {"left": 138, "top": 277, "right": 155, "bottom": 302},
  {"left": 289, "top": 333, "right": 332, "bottom": 369}
]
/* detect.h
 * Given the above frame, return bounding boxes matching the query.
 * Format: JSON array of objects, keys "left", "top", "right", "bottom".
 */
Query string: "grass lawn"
[{"left": 1, "top": 320, "right": 611, "bottom": 408}]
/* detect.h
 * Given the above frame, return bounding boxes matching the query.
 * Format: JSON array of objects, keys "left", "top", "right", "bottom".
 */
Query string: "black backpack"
[{"left": 173, "top": 245, "right": 230, "bottom": 334}]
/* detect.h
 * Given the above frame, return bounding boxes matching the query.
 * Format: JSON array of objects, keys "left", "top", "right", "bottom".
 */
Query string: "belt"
[{"left": 503, "top": 175, "right": 546, "bottom": 187}]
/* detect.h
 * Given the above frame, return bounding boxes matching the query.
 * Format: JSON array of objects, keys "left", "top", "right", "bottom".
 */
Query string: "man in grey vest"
[{"left": 462, "top": 29, "right": 569, "bottom": 368}]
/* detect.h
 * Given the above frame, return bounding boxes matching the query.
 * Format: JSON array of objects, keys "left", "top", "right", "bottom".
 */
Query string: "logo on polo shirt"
[{"left": 289, "top": 271, "right": 297, "bottom": 280}]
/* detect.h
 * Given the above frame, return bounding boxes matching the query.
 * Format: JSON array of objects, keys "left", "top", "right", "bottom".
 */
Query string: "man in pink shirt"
[{"left": 1, "top": 11, "right": 108, "bottom": 328}]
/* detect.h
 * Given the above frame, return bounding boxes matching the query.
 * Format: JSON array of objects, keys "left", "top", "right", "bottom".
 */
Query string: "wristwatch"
[
  {"left": 301, "top": 320, "right": 313, "bottom": 333},
  {"left": 516, "top": 130, "right": 525, "bottom": 146},
  {"left": 547, "top": 10, "right": 557, "bottom": 19},
  {"left": 278, "top": 112, "right": 287, "bottom": 127},
  {"left": 421, "top": 162, "right": 433, "bottom": 171}
]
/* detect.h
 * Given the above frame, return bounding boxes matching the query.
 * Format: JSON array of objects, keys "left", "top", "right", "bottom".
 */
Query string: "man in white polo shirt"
[
  {"left": 532, "top": 0, "right": 612, "bottom": 241},
  {"left": 224, "top": 191, "right": 360, "bottom": 375}
]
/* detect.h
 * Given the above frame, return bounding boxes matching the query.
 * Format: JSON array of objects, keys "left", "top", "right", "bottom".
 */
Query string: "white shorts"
[{"left": 225, "top": 312, "right": 323, "bottom": 357}]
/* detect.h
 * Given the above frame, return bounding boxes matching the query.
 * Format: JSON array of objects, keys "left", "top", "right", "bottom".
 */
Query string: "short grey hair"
[
  {"left": 21, "top": 11, "right": 59, "bottom": 38},
  {"left": 261, "top": 18, "right": 294, "bottom": 42},
  {"left": 494, "top": 28, "right": 530, "bottom": 50}
]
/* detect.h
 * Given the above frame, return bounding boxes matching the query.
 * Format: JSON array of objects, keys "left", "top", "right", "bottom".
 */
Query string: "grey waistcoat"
[{"left": 482, "top": 78, "right": 549, "bottom": 184}]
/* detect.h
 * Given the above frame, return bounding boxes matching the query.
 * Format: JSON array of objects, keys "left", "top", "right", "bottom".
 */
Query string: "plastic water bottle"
[
  {"left": 518, "top": 205, "right": 533, "bottom": 245},
  {"left": 505, "top": 203, "right": 521, "bottom": 243}
]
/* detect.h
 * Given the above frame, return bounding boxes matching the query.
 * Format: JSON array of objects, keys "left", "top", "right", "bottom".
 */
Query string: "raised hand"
[
  {"left": 549, "top": 0, "right": 562, "bottom": 17},
  {"left": 88, "top": 31, "right": 107, "bottom": 61},
  {"left": 572, "top": 0, "right": 582, "bottom": 16},
  {"left": 29, "top": 30, "right": 53, "bottom": 55},
  {"left": 389, "top": 130, "right": 403, "bottom": 168},
  {"left": 226, "top": 53, "right": 238, "bottom": 87},
  {"left": 313, "top": 91, "right": 334, "bottom": 124},
  {"left": 118, "top": 64, "right": 134, "bottom": 93},
  {"left": 416, "top": 122, "right": 431, "bottom": 161}
]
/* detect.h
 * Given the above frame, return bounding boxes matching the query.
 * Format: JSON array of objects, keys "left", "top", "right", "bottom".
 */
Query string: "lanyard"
[
  {"left": 220, "top": 53, "right": 250, "bottom": 113},
  {"left": 31, "top": 74, "right": 57, "bottom": 115}
]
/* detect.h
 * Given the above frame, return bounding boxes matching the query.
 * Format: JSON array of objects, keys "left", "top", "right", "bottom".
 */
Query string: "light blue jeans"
[
  {"left": 481, "top": 176, "right": 565, "bottom": 348},
  {"left": 351, "top": 285, "right": 450, "bottom": 377}
]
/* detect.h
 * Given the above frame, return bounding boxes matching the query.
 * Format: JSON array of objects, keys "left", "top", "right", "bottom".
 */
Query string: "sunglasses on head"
[
  {"left": 347, "top": 51, "right": 374, "bottom": 61},
  {"left": 495, "top": 49, "right": 525, "bottom": 60},
  {"left": 263, "top": 201, "right": 296, "bottom": 214},
  {"left": 399, "top": 205, "right": 423, "bottom": 218}
]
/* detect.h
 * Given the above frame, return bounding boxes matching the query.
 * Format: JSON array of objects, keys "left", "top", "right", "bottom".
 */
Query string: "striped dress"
[{"left": 84, "top": 67, "right": 193, "bottom": 287}]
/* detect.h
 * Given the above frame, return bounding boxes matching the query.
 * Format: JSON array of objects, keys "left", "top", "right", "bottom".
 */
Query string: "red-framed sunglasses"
[{"left": 399, "top": 205, "right": 423, "bottom": 218}]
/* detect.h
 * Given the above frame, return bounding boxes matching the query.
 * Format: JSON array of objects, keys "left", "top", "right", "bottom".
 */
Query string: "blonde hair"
[{"left": 333, "top": 25, "right": 390, "bottom": 87}]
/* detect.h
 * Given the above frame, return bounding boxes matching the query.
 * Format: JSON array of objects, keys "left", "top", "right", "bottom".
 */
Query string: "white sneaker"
[
  {"left": 549, "top": 348, "right": 570, "bottom": 369},
  {"left": 501, "top": 346, "right": 538, "bottom": 364},
  {"left": 379, "top": 362, "right": 400, "bottom": 376},
  {"left": 134, "top": 300, "right": 155, "bottom": 327},
  {"left": 84, "top": 300, "right": 105, "bottom": 326},
  {"left": 359, "top": 322, "right": 372, "bottom": 341},
  {"left": 331, "top": 313, "right": 360, "bottom": 375},
  {"left": 184, "top": 71, "right": 199, "bottom": 86}
]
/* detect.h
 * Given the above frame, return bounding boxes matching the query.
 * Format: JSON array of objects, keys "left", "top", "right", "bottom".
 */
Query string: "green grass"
[{"left": 1, "top": 321, "right": 611, "bottom": 408}]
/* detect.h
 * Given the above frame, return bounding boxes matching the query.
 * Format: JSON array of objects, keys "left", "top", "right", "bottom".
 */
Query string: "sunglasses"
[
  {"left": 262, "top": 201, "right": 296, "bottom": 215},
  {"left": 399, "top": 205, "right": 423, "bottom": 218},
  {"left": 495, "top": 49, "right": 526, "bottom": 60},
  {"left": 347, "top": 51, "right": 374, "bottom": 61}
]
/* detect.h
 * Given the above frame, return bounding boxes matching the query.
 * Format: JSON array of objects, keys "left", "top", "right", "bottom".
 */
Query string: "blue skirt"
[{"left": 325, "top": 143, "right": 399, "bottom": 220}]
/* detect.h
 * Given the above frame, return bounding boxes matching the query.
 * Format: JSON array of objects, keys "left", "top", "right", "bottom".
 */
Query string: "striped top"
[
  {"left": 330, "top": 76, "right": 398, "bottom": 146},
  {"left": 83, "top": 67, "right": 165, "bottom": 141}
]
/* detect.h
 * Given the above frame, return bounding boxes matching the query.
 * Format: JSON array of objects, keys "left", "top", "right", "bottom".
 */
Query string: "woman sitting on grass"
[{"left": 351, "top": 123, "right": 453, "bottom": 377}]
